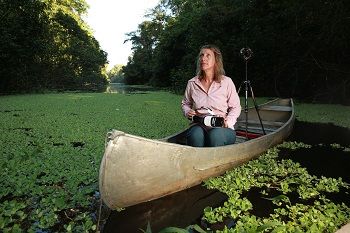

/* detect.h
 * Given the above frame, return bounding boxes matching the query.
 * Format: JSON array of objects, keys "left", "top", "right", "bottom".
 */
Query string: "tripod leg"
[
  {"left": 237, "top": 80, "right": 245, "bottom": 94},
  {"left": 238, "top": 80, "right": 250, "bottom": 118},
  {"left": 237, "top": 80, "right": 249, "bottom": 140},
  {"left": 244, "top": 80, "right": 249, "bottom": 140},
  {"left": 247, "top": 81, "right": 266, "bottom": 135}
]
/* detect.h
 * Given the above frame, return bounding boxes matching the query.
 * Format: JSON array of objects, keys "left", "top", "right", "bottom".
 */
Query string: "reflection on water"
[
  {"left": 103, "top": 185, "right": 227, "bottom": 233},
  {"left": 104, "top": 84, "right": 157, "bottom": 94}
]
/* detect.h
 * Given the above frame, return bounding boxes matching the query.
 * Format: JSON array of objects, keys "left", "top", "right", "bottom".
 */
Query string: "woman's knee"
[
  {"left": 207, "top": 128, "right": 236, "bottom": 147},
  {"left": 186, "top": 125, "right": 206, "bottom": 147}
]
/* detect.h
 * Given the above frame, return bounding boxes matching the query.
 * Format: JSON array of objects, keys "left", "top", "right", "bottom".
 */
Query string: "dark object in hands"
[{"left": 192, "top": 116, "right": 224, "bottom": 127}]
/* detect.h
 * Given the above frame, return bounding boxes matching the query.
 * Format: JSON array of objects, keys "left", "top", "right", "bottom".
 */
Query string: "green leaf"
[
  {"left": 65, "top": 222, "right": 75, "bottom": 232},
  {"left": 191, "top": 224, "right": 207, "bottom": 233},
  {"left": 159, "top": 227, "right": 189, "bottom": 233},
  {"left": 263, "top": 195, "right": 289, "bottom": 202},
  {"left": 11, "top": 224, "right": 22, "bottom": 233},
  {"left": 271, "top": 226, "right": 287, "bottom": 233},
  {"left": 54, "top": 198, "right": 66, "bottom": 209},
  {"left": 256, "top": 222, "right": 282, "bottom": 232}
]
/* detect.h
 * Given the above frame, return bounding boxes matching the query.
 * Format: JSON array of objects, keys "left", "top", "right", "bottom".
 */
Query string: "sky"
[{"left": 84, "top": 0, "right": 159, "bottom": 69}]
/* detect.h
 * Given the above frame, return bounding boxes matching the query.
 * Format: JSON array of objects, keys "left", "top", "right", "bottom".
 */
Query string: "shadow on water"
[
  {"left": 103, "top": 120, "right": 350, "bottom": 232},
  {"left": 103, "top": 185, "right": 227, "bottom": 233},
  {"left": 282, "top": 120, "right": 350, "bottom": 184},
  {"left": 291, "top": 120, "right": 350, "bottom": 147},
  {"left": 278, "top": 120, "right": 350, "bottom": 209}
]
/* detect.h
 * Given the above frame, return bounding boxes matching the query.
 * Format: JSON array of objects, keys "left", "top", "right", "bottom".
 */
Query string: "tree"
[
  {"left": 121, "top": 0, "right": 350, "bottom": 103},
  {"left": 123, "top": 18, "right": 164, "bottom": 85},
  {"left": 0, "top": 0, "right": 108, "bottom": 93},
  {"left": 108, "top": 65, "right": 125, "bottom": 83},
  {"left": 0, "top": 0, "right": 50, "bottom": 91},
  {"left": 50, "top": 10, "right": 108, "bottom": 88}
]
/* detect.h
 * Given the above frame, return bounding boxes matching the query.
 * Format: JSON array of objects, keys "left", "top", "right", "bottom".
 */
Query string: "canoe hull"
[{"left": 99, "top": 98, "right": 295, "bottom": 209}]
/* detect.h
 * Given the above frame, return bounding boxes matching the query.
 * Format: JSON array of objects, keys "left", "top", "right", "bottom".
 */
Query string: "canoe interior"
[{"left": 161, "top": 98, "right": 293, "bottom": 145}]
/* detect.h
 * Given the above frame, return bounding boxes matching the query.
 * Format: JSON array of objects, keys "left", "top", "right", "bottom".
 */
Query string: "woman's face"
[{"left": 199, "top": 48, "right": 216, "bottom": 72}]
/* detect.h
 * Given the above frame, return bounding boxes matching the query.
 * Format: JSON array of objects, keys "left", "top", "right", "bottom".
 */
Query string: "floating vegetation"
[
  {"left": 1, "top": 92, "right": 349, "bottom": 232},
  {"left": 202, "top": 145, "right": 350, "bottom": 232},
  {"left": 0, "top": 91, "right": 187, "bottom": 232}
]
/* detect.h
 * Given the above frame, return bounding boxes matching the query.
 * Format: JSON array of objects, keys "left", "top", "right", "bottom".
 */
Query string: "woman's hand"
[
  {"left": 187, "top": 109, "right": 196, "bottom": 119},
  {"left": 223, "top": 118, "right": 228, "bottom": 128},
  {"left": 217, "top": 114, "right": 228, "bottom": 128}
]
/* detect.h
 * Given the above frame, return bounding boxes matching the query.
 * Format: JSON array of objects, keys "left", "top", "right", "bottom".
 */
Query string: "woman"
[{"left": 181, "top": 45, "right": 241, "bottom": 147}]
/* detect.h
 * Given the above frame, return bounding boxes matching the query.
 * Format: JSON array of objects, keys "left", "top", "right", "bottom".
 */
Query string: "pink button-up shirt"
[{"left": 181, "top": 75, "right": 241, "bottom": 129}]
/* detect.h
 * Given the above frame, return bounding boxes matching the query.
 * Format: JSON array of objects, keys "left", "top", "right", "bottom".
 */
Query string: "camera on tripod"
[
  {"left": 238, "top": 46, "right": 266, "bottom": 140},
  {"left": 240, "top": 47, "right": 254, "bottom": 61}
]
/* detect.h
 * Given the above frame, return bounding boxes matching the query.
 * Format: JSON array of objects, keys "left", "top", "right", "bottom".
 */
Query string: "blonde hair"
[{"left": 196, "top": 45, "right": 225, "bottom": 82}]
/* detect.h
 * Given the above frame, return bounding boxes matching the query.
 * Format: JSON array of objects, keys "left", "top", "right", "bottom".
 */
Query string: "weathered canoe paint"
[{"left": 99, "top": 98, "right": 295, "bottom": 209}]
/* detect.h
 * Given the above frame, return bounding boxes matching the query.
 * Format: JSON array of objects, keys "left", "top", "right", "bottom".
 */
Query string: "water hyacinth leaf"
[
  {"left": 235, "top": 178, "right": 241, "bottom": 185},
  {"left": 54, "top": 198, "right": 66, "bottom": 209},
  {"left": 263, "top": 195, "right": 290, "bottom": 203},
  {"left": 64, "top": 221, "right": 74, "bottom": 232},
  {"left": 190, "top": 224, "right": 207, "bottom": 233},
  {"left": 159, "top": 227, "right": 189, "bottom": 233},
  {"left": 271, "top": 226, "right": 288, "bottom": 233},
  {"left": 142, "top": 221, "right": 152, "bottom": 233},
  {"left": 256, "top": 222, "right": 282, "bottom": 232},
  {"left": 84, "top": 219, "right": 94, "bottom": 230},
  {"left": 252, "top": 162, "right": 267, "bottom": 168}
]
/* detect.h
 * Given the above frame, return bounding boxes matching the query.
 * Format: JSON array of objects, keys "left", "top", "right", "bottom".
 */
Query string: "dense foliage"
[
  {"left": 2, "top": 0, "right": 348, "bottom": 102},
  {"left": 0, "top": 0, "right": 108, "bottom": 93},
  {"left": 123, "top": 0, "right": 350, "bottom": 104},
  {"left": 107, "top": 65, "right": 125, "bottom": 83}
]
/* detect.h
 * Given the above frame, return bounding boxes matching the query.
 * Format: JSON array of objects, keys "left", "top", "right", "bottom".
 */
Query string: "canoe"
[{"left": 99, "top": 98, "right": 295, "bottom": 209}]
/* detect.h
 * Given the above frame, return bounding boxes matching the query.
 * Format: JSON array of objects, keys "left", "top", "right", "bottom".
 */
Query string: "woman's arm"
[
  {"left": 181, "top": 81, "right": 193, "bottom": 119},
  {"left": 226, "top": 79, "right": 241, "bottom": 128}
]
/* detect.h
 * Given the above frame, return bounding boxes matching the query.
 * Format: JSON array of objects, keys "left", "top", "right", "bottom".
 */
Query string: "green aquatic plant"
[
  {"left": 294, "top": 101, "right": 350, "bottom": 128},
  {"left": 0, "top": 91, "right": 187, "bottom": 232},
  {"left": 1, "top": 92, "right": 349, "bottom": 232},
  {"left": 202, "top": 145, "right": 350, "bottom": 232}
]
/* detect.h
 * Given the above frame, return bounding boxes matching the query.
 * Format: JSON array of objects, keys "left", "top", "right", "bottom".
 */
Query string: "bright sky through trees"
[{"left": 84, "top": 0, "right": 159, "bottom": 69}]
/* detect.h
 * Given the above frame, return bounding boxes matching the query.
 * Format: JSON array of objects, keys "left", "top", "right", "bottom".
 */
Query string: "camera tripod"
[{"left": 237, "top": 47, "right": 265, "bottom": 140}]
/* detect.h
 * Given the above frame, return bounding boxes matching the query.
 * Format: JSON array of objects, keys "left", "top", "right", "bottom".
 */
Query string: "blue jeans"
[{"left": 186, "top": 125, "right": 236, "bottom": 147}]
